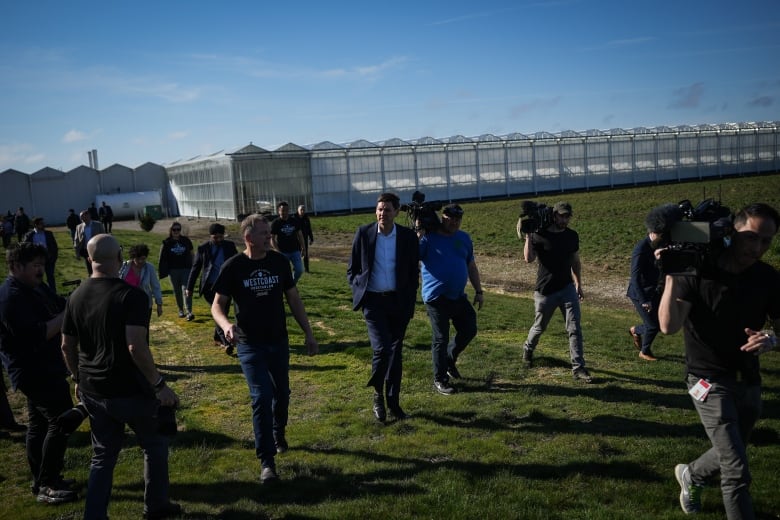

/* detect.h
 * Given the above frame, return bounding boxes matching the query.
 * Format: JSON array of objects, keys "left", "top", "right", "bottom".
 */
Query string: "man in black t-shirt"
[
  {"left": 660, "top": 203, "right": 780, "bottom": 518},
  {"left": 212, "top": 215, "right": 318, "bottom": 485},
  {"left": 293, "top": 204, "right": 314, "bottom": 273},
  {"left": 520, "top": 202, "right": 591, "bottom": 382},
  {"left": 271, "top": 201, "right": 305, "bottom": 283},
  {"left": 0, "top": 242, "right": 75, "bottom": 504},
  {"left": 61, "top": 234, "right": 181, "bottom": 519}
]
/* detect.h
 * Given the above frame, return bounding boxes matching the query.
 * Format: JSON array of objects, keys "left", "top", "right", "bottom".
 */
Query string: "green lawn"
[{"left": 1, "top": 175, "right": 780, "bottom": 519}]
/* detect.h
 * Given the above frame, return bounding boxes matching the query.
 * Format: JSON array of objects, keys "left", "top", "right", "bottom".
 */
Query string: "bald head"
[{"left": 87, "top": 234, "right": 121, "bottom": 276}]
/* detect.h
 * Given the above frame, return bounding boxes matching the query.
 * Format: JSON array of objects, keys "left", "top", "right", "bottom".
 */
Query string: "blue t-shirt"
[{"left": 419, "top": 230, "right": 474, "bottom": 303}]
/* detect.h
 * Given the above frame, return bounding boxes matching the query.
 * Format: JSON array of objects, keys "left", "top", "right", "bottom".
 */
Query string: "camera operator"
[
  {"left": 659, "top": 202, "right": 780, "bottom": 518},
  {"left": 418, "top": 204, "right": 484, "bottom": 395},
  {"left": 520, "top": 202, "right": 592, "bottom": 383}
]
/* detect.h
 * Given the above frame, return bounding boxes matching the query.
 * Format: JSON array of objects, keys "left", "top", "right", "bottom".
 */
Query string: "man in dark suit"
[
  {"left": 186, "top": 223, "right": 239, "bottom": 351},
  {"left": 348, "top": 192, "right": 419, "bottom": 422},
  {"left": 74, "top": 211, "right": 104, "bottom": 275},
  {"left": 626, "top": 229, "right": 662, "bottom": 361},
  {"left": 23, "top": 218, "right": 59, "bottom": 292}
]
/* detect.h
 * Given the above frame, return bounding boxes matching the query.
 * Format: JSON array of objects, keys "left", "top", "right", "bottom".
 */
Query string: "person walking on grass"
[
  {"left": 418, "top": 203, "right": 484, "bottom": 395},
  {"left": 519, "top": 201, "right": 592, "bottom": 383},
  {"left": 626, "top": 226, "right": 664, "bottom": 361},
  {"left": 62, "top": 234, "right": 181, "bottom": 520},
  {"left": 23, "top": 217, "right": 59, "bottom": 292},
  {"left": 271, "top": 201, "right": 306, "bottom": 283},
  {"left": 348, "top": 192, "right": 419, "bottom": 422},
  {"left": 211, "top": 215, "right": 318, "bottom": 484},
  {"left": 660, "top": 203, "right": 780, "bottom": 519},
  {"left": 294, "top": 204, "right": 314, "bottom": 273},
  {"left": 158, "top": 222, "right": 194, "bottom": 320},
  {"left": 186, "top": 223, "right": 238, "bottom": 352}
]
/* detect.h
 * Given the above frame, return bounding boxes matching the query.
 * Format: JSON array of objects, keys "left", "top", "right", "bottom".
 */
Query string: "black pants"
[
  {"left": 24, "top": 379, "right": 73, "bottom": 487},
  {"left": 203, "top": 284, "right": 232, "bottom": 346}
]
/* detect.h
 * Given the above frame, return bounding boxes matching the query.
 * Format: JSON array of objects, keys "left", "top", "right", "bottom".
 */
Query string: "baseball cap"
[
  {"left": 442, "top": 204, "right": 464, "bottom": 217},
  {"left": 553, "top": 202, "right": 573, "bottom": 215},
  {"left": 209, "top": 223, "right": 225, "bottom": 235}
]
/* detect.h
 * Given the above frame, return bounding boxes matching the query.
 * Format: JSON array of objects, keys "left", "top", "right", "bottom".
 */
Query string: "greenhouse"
[{"left": 165, "top": 121, "right": 780, "bottom": 218}]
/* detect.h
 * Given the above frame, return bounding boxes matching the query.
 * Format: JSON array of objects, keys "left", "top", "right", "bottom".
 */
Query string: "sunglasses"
[{"left": 171, "top": 228, "right": 181, "bottom": 232}]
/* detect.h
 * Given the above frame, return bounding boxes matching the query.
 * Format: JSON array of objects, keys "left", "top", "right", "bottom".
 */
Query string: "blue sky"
[{"left": 1, "top": 0, "right": 779, "bottom": 173}]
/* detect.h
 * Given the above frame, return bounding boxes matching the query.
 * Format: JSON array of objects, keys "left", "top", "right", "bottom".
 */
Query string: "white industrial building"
[
  {"left": 2, "top": 121, "right": 778, "bottom": 223},
  {"left": 166, "top": 121, "right": 780, "bottom": 218}
]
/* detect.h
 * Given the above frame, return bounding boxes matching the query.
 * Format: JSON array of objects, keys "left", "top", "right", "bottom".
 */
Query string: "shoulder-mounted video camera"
[
  {"left": 401, "top": 190, "right": 442, "bottom": 233},
  {"left": 516, "top": 201, "right": 554, "bottom": 237},
  {"left": 649, "top": 198, "right": 733, "bottom": 275}
]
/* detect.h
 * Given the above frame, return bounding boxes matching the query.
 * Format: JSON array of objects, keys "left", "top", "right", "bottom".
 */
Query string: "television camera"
[
  {"left": 649, "top": 198, "right": 733, "bottom": 275},
  {"left": 516, "top": 200, "right": 554, "bottom": 237},
  {"left": 401, "top": 191, "right": 442, "bottom": 233}
]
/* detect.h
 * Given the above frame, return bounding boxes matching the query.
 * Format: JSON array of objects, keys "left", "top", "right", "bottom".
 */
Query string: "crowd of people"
[{"left": 0, "top": 195, "right": 778, "bottom": 520}]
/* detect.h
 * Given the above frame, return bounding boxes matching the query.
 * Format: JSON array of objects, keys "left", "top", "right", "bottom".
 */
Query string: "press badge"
[{"left": 688, "top": 379, "right": 712, "bottom": 401}]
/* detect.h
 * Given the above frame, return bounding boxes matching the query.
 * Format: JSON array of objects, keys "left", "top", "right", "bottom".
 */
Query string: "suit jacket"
[
  {"left": 74, "top": 221, "right": 105, "bottom": 257},
  {"left": 22, "top": 229, "right": 59, "bottom": 262},
  {"left": 626, "top": 236, "right": 661, "bottom": 304},
  {"left": 347, "top": 222, "right": 419, "bottom": 314},
  {"left": 187, "top": 239, "right": 239, "bottom": 295}
]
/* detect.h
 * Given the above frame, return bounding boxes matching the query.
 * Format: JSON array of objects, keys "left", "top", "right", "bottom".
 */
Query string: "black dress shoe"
[
  {"left": 388, "top": 406, "right": 410, "bottom": 420},
  {"left": 372, "top": 393, "right": 386, "bottom": 422}
]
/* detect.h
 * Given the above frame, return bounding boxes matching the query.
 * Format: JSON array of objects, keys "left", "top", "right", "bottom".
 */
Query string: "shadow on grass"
[
  {"left": 517, "top": 383, "right": 693, "bottom": 410},
  {"left": 415, "top": 408, "right": 703, "bottom": 438},
  {"left": 157, "top": 363, "right": 243, "bottom": 378},
  {"left": 110, "top": 444, "right": 660, "bottom": 517}
]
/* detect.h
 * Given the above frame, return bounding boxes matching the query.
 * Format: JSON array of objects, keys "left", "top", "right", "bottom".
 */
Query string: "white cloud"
[
  {"left": 168, "top": 131, "right": 189, "bottom": 140},
  {"left": 63, "top": 129, "right": 88, "bottom": 143},
  {"left": 191, "top": 52, "right": 408, "bottom": 82},
  {"left": 0, "top": 142, "right": 45, "bottom": 170}
]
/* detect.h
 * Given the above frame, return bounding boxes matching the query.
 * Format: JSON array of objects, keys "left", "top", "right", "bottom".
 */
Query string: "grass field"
[{"left": 1, "top": 174, "right": 780, "bottom": 519}]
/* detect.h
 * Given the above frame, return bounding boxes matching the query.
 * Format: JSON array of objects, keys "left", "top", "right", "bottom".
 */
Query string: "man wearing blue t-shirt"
[{"left": 418, "top": 204, "right": 484, "bottom": 395}]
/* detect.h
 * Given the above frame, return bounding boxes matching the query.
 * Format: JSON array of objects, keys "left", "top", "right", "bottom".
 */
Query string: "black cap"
[
  {"left": 209, "top": 223, "right": 225, "bottom": 235},
  {"left": 442, "top": 204, "right": 464, "bottom": 217}
]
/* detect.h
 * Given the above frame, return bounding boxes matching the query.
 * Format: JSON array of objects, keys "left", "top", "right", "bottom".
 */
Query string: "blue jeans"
[
  {"left": 425, "top": 295, "right": 477, "bottom": 382},
  {"left": 280, "top": 251, "right": 304, "bottom": 283},
  {"left": 236, "top": 343, "right": 290, "bottom": 470},
  {"left": 522, "top": 283, "right": 586, "bottom": 371},
  {"left": 686, "top": 374, "right": 760, "bottom": 520},
  {"left": 80, "top": 392, "right": 171, "bottom": 520},
  {"left": 168, "top": 268, "right": 193, "bottom": 314}
]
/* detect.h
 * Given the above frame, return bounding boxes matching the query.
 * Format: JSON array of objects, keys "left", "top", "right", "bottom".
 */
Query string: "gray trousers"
[
  {"left": 522, "top": 283, "right": 585, "bottom": 371},
  {"left": 686, "top": 373, "right": 760, "bottom": 520}
]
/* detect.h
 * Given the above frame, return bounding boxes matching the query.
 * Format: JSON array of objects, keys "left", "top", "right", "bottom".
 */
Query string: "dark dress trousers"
[{"left": 348, "top": 222, "right": 419, "bottom": 407}]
